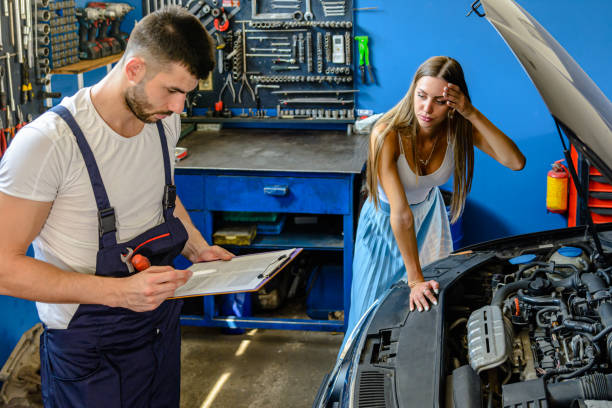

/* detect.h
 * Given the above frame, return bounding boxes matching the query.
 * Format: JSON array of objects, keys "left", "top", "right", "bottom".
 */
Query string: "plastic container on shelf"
[
  {"left": 212, "top": 225, "right": 257, "bottom": 246},
  {"left": 222, "top": 212, "right": 279, "bottom": 223},
  {"left": 256, "top": 215, "right": 286, "bottom": 235},
  {"left": 306, "top": 265, "right": 343, "bottom": 320}
]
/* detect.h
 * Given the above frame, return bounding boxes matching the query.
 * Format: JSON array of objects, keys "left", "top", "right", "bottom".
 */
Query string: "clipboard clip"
[{"left": 257, "top": 254, "right": 288, "bottom": 279}]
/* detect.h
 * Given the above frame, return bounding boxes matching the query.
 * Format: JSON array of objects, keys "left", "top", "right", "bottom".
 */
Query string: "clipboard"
[{"left": 171, "top": 248, "right": 302, "bottom": 298}]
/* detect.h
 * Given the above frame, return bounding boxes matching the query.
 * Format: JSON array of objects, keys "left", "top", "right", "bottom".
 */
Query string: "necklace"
[{"left": 418, "top": 134, "right": 441, "bottom": 167}]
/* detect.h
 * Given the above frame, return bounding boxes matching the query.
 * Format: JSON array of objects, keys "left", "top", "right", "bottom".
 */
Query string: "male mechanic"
[{"left": 0, "top": 6, "right": 232, "bottom": 407}]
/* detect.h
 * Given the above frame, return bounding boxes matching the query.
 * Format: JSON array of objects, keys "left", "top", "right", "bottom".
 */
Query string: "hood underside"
[{"left": 480, "top": 0, "right": 612, "bottom": 182}]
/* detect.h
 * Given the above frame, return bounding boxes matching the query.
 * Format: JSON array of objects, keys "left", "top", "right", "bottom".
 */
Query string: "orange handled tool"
[
  {"left": 131, "top": 254, "right": 151, "bottom": 272},
  {"left": 120, "top": 247, "right": 150, "bottom": 273}
]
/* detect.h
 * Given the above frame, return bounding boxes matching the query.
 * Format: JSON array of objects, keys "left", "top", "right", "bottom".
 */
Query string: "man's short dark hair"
[{"left": 127, "top": 5, "right": 215, "bottom": 79}]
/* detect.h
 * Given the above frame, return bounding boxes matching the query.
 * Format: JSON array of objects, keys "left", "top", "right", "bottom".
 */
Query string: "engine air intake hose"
[
  {"left": 580, "top": 273, "right": 612, "bottom": 362},
  {"left": 491, "top": 279, "right": 531, "bottom": 308},
  {"left": 547, "top": 373, "right": 612, "bottom": 407}
]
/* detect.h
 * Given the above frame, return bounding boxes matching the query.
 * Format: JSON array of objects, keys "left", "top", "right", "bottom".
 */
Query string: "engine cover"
[{"left": 467, "top": 305, "right": 512, "bottom": 373}]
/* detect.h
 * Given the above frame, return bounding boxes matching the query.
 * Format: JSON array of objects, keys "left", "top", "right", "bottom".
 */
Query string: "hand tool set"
[
  {"left": 0, "top": 0, "right": 135, "bottom": 159},
  {"left": 0, "top": 0, "right": 78, "bottom": 157},
  {"left": 175, "top": 0, "right": 358, "bottom": 123}
]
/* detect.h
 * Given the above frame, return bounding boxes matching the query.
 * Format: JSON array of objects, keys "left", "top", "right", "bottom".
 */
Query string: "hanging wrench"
[
  {"left": 120, "top": 247, "right": 151, "bottom": 273},
  {"left": 121, "top": 247, "right": 136, "bottom": 273},
  {"left": 303, "top": 0, "right": 313, "bottom": 20}
]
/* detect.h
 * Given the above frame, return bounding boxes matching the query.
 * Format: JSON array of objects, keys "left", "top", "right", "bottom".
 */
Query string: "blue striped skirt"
[{"left": 345, "top": 187, "right": 453, "bottom": 335}]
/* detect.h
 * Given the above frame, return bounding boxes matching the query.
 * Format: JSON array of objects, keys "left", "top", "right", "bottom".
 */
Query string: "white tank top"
[{"left": 378, "top": 130, "right": 454, "bottom": 205}]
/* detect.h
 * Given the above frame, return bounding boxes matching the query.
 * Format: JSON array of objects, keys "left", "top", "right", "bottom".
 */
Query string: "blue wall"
[
  {"left": 353, "top": 0, "right": 612, "bottom": 246},
  {"left": 50, "top": 0, "right": 612, "bottom": 246}
]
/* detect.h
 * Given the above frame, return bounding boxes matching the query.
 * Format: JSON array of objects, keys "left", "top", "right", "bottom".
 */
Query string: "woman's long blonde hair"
[{"left": 365, "top": 56, "right": 474, "bottom": 223}]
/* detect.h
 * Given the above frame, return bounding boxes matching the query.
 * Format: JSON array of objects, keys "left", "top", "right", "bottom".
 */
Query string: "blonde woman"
[{"left": 347, "top": 56, "right": 525, "bottom": 335}]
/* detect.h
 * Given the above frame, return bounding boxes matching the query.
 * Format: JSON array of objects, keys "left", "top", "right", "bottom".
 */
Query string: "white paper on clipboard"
[{"left": 172, "top": 248, "right": 302, "bottom": 298}]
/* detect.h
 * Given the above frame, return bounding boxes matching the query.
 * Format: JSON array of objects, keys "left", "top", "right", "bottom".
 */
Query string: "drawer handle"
[{"left": 263, "top": 185, "right": 289, "bottom": 196}]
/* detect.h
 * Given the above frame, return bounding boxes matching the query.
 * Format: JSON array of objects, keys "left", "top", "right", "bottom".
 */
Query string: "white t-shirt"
[
  {"left": 0, "top": 87, "right": 181, "bottom": 329},
  {"left": 378, "top": 133, "right": 454, "bottom": 205}
]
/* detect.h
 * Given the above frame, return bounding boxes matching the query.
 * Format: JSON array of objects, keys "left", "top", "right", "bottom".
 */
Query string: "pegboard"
[
  {"left": 0, "top": 0, "right": 57, "bottom": 157},
  {"left": 184, "top": 0, "right": 355, "bottom": 121}
]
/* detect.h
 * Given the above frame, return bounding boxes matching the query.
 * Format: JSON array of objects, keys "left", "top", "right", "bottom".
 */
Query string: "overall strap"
[
  {"left": 155, "top": 120, "right": 176, "bottom": 220},
  {"left": 50, "top": 105, "right": 117, "bottom": 248}
]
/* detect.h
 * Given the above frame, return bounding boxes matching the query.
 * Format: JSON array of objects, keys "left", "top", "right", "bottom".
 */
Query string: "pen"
[{"left": 258, "top": 254, "right": 288, "bottom": 279}]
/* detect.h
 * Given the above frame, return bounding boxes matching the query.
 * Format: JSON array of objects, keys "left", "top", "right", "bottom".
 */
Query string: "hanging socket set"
[
  {"left": 183, "top": 0, "right": 356, "bottom": 123},
  {"left": 47, "top": 0, "right": 79, "bottom": 68},
  {"left": 0, "top": 0, "right": 68, "bottom": 159}
]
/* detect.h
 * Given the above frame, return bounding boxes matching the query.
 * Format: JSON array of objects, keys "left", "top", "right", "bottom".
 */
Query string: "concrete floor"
[{"left": 180, "top": 326, "right": 343, "bottom": 408}]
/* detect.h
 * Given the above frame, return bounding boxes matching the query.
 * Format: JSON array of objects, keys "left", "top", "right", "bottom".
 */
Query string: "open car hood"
[{"left": 480, "top": 0, "right": 612, "bottom": 182}]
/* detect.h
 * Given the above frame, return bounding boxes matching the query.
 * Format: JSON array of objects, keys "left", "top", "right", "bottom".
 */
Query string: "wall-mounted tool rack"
[
  {"left": 0, "top": 0, "right": 63, "bottom": 159},
  {"left": 177, "top": 0, "right": 356, "bottom": 126}
]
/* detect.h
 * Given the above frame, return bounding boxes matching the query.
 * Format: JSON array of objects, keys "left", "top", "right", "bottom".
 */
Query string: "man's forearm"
[
  {"left": 173, "top": 196, "right": 210, "bottom": 262},
  {"left": 0, "top": 253, "right": 121, "bottom": 306}
]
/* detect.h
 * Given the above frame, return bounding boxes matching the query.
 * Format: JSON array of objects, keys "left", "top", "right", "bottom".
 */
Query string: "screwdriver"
[
  {"left": 0, "top": 66, "right": 6, "bottom": 111},
  {"left": 271, "top": 65, "right": 300, "bottom": 71}
]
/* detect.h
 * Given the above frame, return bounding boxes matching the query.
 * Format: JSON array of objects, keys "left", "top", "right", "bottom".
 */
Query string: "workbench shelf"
[
  {"left": 50, "top": 53, "right": 122, "bottom": 75},
  {"left": 236, "top": 232, "right": 344, "bottom": 250},
  {"left": 214, "top": 211, "right": 344, "bottom": 250},
  {"left": 182, "top": 116, "right": 354, "bottom": 125}
]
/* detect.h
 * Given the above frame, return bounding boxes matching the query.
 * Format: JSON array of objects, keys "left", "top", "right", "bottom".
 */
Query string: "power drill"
[
  {"left": 88, "top": 2, "right": 122, "bottom": 55},
  {"left": 104, "top": 2, "right": 133, "bottom": 50},
  {"left": 76, "top": 7, "right": 103, "bottom": 59},
  {"left": 89, "top": 9, "right": 112, "bottom": 57}
]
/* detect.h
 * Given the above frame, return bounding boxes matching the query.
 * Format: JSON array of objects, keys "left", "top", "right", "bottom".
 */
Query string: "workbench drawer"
[
  {"left": 204, "top": 175, "right": 350, "bottom": 214},
  {"left": 175, "top": 175, "right": 204, "bottom": 210}
]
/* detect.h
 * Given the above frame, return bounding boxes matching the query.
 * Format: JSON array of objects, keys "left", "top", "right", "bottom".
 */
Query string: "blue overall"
[{"left": 39, "top": 106, "right": 188, "bottom": 407}]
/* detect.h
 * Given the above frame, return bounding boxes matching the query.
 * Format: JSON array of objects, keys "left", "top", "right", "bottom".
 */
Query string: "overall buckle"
[
  {"left": 98, "top": 207, "right": 117, "bottom": 237},
  {"left": 163, "top": 185, "right": 177, "bottom": 209}
]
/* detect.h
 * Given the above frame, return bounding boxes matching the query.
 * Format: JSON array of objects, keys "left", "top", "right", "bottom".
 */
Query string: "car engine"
[{"left": 445, "top": 240, "right": 612, "bottom": 408}]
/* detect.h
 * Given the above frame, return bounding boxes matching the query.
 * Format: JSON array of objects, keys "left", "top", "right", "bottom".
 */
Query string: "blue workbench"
[{"left": 175, "top": 128, "right": 368, "bottom": 332}]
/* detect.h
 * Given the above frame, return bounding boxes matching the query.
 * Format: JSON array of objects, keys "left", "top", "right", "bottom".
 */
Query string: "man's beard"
[{"left": 124, "top": 82, "right": 172, "bottom": 124}]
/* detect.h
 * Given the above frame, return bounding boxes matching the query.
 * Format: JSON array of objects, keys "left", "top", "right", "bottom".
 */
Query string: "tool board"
[
  {"left": 180, "top": 0, "right": 356, "bottom": 121},
  {"left": 0, "top": 0, "right": 60, "bottom": 158}
]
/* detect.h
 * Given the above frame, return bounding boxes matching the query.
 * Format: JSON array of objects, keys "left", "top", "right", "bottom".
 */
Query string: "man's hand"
[
  {"left": 191, "top": 245, "right": 234, "bottom": 263},
  {"left": 117, "top": 266, "right": 192, "bottom": 312}
]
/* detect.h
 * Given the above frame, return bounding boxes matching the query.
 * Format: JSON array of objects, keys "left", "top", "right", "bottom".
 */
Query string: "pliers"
[
  {"left": 238, "top": 71, "right": 256, "bottom": 105},
  {"left": 15, "top": 106, "right": 26, "bottom": 133},
  {"left": 215, "top": 72, "right": 236, "bottom": 114},
  {"left": 219, "top": 72, "right": 236, "bottom": 104}
]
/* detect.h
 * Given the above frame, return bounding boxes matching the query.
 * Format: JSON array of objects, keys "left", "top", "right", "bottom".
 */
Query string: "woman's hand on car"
[{"left": 409, "top": 280, "right": 439, "bottom": 312}]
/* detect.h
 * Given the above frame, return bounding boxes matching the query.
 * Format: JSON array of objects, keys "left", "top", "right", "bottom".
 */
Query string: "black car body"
[{"left": 313, "top": 0, "right": 612, "bottom": 407}]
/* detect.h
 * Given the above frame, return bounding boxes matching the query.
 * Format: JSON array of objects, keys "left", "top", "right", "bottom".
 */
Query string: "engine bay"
[{"left": 445, "top": 234, "right": 612, "bottom": 407}]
